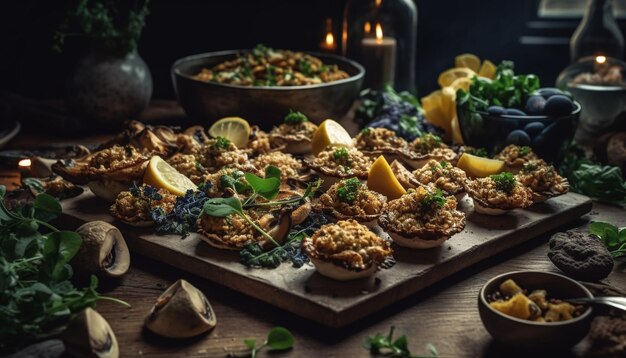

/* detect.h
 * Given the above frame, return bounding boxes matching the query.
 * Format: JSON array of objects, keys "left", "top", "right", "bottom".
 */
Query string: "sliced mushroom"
[
  {"left": 30, "top": 157, "right": 57, "bottom": 178},
  {"left": 267, "top": 210, "right": 292, "bottom": 245},
  {"left": 61, "top": 307, "right": 119, "bottom": 358},
  {"left": 144, "top": 279, "right": 216, "bottom": 338},
  {"left": 73, "top": 221, "right": 130, "bottom": 277}
]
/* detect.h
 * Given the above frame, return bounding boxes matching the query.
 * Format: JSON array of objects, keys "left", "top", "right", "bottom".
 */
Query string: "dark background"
[{"left": 1, "top": 0, "right": 624, "bottom": 101}]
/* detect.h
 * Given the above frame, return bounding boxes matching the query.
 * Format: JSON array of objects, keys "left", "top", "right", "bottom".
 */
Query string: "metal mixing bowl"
[{"left": 171, "top": 50, "right": 365, "bottom": 130}]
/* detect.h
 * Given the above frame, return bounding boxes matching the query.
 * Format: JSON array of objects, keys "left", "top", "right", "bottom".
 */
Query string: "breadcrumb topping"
[
  {"left": 464, "top": 175, "right": 533, "bottom": 209},
  {"left": 494, "top": 145, "right": 539, "bottom": 168},
  {"left": 319, "top": 180, "right": 386, "bottom": 218},
  {"left": 252, "top": 152, "right": 303, "bottom": 179},
  {"left": 412, "top": 160, "right": 467, "bottom": 195},
  {"left": 306, "top": 147, "right": 373, "bottom": 178},
  {"left": 354, "top": 128, "right": 407, "bottom": 152}
]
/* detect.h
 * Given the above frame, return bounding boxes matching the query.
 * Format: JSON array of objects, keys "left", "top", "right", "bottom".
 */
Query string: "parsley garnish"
[
  {"left": 518, "top": 146, "right": 532, "bottom": 157},
  {"left": 420, "top": 189, "right": 447, "bottom": 215},
  {"left": 337, "top": 177, "right": 362, "bottom": 204},
  {"left": 490, "top": 172, "right": 517, "bottom": 194},
  {"left": 363, "top": 326, "right": 438, "bottom": 358},
  {"left": 360, "top": 127, "right": 372, "bottom": 136},
  {"left": 284, "top": 110, "right": 308, "bottom": 125},
  {"left": 333, "top": 147, "right": 350, "bottom": 161},
  {"left": 522, "top": 162, "right": 538, "bottom": 173},
  {"left": 211, "top": 136, "right": 232, "bottom": 150}
]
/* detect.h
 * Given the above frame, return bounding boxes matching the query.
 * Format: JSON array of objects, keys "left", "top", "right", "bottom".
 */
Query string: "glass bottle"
[
  {"left": 342, "top": 0, "right": 417, "bottom": 91},
  {"left": 570, "top": 0, "right": 625, "bottom": 62}
]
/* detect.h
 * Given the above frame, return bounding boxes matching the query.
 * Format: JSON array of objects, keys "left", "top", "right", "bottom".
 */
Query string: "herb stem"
[
  {"left": 97, "top": 295, "right": 132, "bottom": 308},
  {"left": 238, "top": 213, "right": 281, "bottom": 248}
]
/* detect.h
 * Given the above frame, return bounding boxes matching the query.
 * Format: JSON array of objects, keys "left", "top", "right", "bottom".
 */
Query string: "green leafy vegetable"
[
  {"left": 211, "top": 136, "right": 232, "bottom": 151},
  {"left": 558, "top": 144, "right": 626, "bottom": 206},
  {"left": 337, "top": 177, "right": 362, "bottom": 204},
  {"left": 231, "top": 327, "right": 295, "bottom": 358},
  {"left": 333, "top": 147, "right": 350, "bottom": 161},
  {"left": 518, "top": 146, "right": 532, "bottom": 157},
  {"left": 363, "top": 326, "right": 438, "bottom": 358},
  {"left": 284, "top": 110, "right": 308, "bottom": 125},
  {"left": 220, "top": 170, "right": 252, "bottom": 194},
  {"left": 0, "top": 186, "right": 128, "bottom": 353},
  {"left": 490, "top": 172, "right": 517, "bottom": 194},
  {"left": 244, "top": 166, "right": 281, "bottom": 200},
  {"left": 457, "top": 61, "right": 540, "bottom": 113},
  {"left": 589, "top": 221, "right": 626, "bottom": 258}
]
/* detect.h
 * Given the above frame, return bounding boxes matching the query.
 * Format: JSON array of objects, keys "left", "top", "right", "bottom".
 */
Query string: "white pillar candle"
[{"left": 360, "top": 23, "right": 396, "bottom": 89}]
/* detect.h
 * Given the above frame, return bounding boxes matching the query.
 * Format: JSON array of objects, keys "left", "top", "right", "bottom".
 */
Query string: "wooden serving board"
[{"left": 62, "top": 190, "right": 591, "bottom": 327}]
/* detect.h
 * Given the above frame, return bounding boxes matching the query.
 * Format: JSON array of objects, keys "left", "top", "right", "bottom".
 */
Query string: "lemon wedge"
[
  {"left": 454, "top": 53, "right": 481, "bottom": 72},
  {"left": 450, "top": 115, "right": 464, "bottom": 145},
  {"left": 208, "top": 117, "right": 250, "bottom": 149},
  {"left": 421, "top": 89, "right": 443, "bottom": 114},
  {"left": 311, "top": 119, "right": 353, "bottom": 155},
  {"left": 449, "top": 77, "right": 472, "bottom": 92},
  {"left": 438, "top": 67, "right": 476, "bottom": 88},
  {"left": 478, "top": 60, "right": 497, "bottom": 79},
  {"left": 456, "top": 153, "right": 504, "bottom": 178},
  {"left": 367, "top": 155, "right": 407, "bottom": 200},
  {"left": 143, "top": 156, "right": 197, "bottom": 196}
]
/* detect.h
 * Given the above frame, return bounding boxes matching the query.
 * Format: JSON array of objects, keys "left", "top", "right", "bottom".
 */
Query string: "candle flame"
[
  {"left": 325, "top": 32, "right": 334, "bottom": 46},
  {"left": 364, "top": 21, "right": 371, "bottom": 34},
  {"left": 375, "top": 23, "right": 383, "bottom": 43},
  {"left": 375, "top": 0, "right": 382, "bottom": 7},
  {"left": 596, "top": 55, "right": 607, "bottom": 64},
  {"left": 18, "top": 159, "right": 31, "bottom": 168}
]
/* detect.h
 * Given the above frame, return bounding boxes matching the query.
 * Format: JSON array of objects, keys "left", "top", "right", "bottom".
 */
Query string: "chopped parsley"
[
  {"left": 518, "top": 146, "right": 532, "bottom": 157},
  {"left": 297, "top": 57, "right": 313, "bottom": 76},
  {"left": 420, "top": 189, "right": 447, "bottom": 215},
  {"left": 360, "top": 127, "right": 372, "bottom": 136},
  {"left": 333, "top": 147, "right": 350, "bottom": 161},
  {"left": 211, "top": 136, "right": 231, "bottom": 151},
  {"left": 522, "top": 162, "right": 538, "bottom": 173},
  {"left": 219, "top": 170, "right": 251, "bottom": 193},
  {"left": 440, "top": 160, "right": 448, "bottom": 168},
  {"left": 337, "top": 177, "right": 362, "bottom": 204},
  {"left": 490, "top": 172, "right": 517, "bottom": 194},
  {"left": 284, "top": 110, "right": 308, "bottom": 125}
]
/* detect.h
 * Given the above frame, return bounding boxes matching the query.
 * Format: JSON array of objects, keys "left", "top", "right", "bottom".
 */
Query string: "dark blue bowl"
[{"left": 457, "top": 101, "right": 581, "bottom": 163}]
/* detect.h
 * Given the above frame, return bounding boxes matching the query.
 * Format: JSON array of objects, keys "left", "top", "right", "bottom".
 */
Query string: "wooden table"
[{"left": 1, "top": 109, "right": 625, "bottom": 357}]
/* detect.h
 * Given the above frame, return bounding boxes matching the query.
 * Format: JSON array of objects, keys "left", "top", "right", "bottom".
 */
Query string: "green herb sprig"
[
  {"left": 284, "top": 110, "right": 308, "bottom": 125},
  {"left": 490, "top": 172, "right": 516, "bottom": 194},
  {"left": 363, "top": 326, "right": 438, "bottom": 358},
  {"left": 589, "top": 222, "right": 626, "bottom": 258},
  {"left": 229, "top": 327, "right": 295, "bottom": 358},
  {"left": 211, "top": 136, "right": 232, "bottom": 151},
  {"left": 337, "top": 177, "right": 362, "bottom": 204},
  {"left": 0, "top": 186, "right": 128, "bottom": 353},
  {"left": 420, "top": 189, "right": 447, "bottom": 216}
]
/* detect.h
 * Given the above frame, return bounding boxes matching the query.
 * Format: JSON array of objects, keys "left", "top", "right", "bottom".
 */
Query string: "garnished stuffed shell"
[
  {"left": 110, "top": 185, "right": 176, "bottom": 227},
  {"left": 269, "top": 111, "right": 318, "bottom": 154},
  {"left": 302, "top": 219, "right": 393, "bottom": 280},
  {"left": 378, "top": 187, "right": 465, "bottom": 249},
  {"left": 315, "top": 177, "right": 387, "bottom": 227},
  {"left": 516, "top": 160, "right": 569, "bottom": 202},
  {"left": 305, "top": 147, "right": 373, "bottom": 190},
  {"left": 412, "top": 160, "right": 467, "bottom": 199},
  {"left": 354, "top": 127, "right": 408, "bottom": 161},
  {"left": 464, "top": 172, "right": 534, "bottom": 215},
  {"left": 167, "top": 153, "right": 208, "bottom": 184},
  {"left": 195, "top": 137, "right": 252, "bottom": 172},
  {"left": 403, "top": 133, "right": 457, "bottom": 169},
  {"left": 251, "top": 152, "right": 304, "bottom": 181},
  {"left": 494, "top": 145, "right": 539, "bottom": 173}
]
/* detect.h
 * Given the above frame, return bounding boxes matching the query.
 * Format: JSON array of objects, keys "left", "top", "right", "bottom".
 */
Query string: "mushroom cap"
[
  {"left": 61, "top": 307, "right": 119, "bottom": 358},
  {"left": 74, "top": 221, "right": 130, "bottom": 277},
  {"left": 144, "top": 279, "right": 216, "bottom": 338}
]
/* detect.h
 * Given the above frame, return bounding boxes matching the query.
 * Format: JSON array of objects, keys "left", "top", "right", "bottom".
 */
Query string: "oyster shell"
[
  {"left": 304, "top": 147, "right": 372, "bottom": 191},
  {"left": 494, "top": 144, "right": 539, "bottom": 173},
  {"left": 314, "top": 179, "right": 386, "bottom": 228},
  {"left": 268, "top": 121, "right": 318, "bottom": 155},
  {"left": 354, "top": 128, "right": 409, "bottom": 163},
  {"left": 411, "top": 159, "right": 467, "bottom": 197},
  {"left": 463, "top": 175, "right": 534, "bottom": 215},
  {"left": 516, "top": 160, "right": 570, "bottom": 202}
]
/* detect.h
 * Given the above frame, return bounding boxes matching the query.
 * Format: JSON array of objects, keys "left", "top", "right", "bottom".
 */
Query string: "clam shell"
[
  {"left": 309, "top": 256, "right": 377, "bottom": 281},
  {"left": 529, "top": 176, "right": 570, "bottom": 203},
  {"left": 89, "top": 180, "right": 132, "bottom": 203},
  {"left": 377, "top": 210, "right": 465, "bottom": 248},
  {"left": 386, "top": 231, "right": 448, "bottom": 249}
]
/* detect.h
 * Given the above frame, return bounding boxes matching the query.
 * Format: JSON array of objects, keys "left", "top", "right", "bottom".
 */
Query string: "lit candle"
[
  {"left": 18, "top": 159, "right": 32, "bottom": 180},
  {"left": 594, "top": 54, "right": 609, "bottom": 72},
  {"left": 360, "top": 23, "right": 396, "bottom": 89},
  {"left": 320, "top": 18, "right": 337, "bottom": 53}
]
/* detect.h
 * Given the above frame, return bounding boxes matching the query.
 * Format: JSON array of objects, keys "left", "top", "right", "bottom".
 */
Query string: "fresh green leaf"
[
  {"left": 284, "top": 110, "right": 308, "bottom": 125},
  {"left": 0, "top": 185, "right": 6, "bottom": 198},
  {"left": 337, "top": 177, "right": 361, "bottom": 204},
  {"left": 266, "top": 326, "right": 295, "bottom": 350},
  {"left": 265, "top": 166, "right": 281, "bottom": 181},
  {"left": 363, "top": 326, "right": 438, "bottom": 358},
  {"left": 202, "top": 197, "right": 243, "bottom": 217},
  {"left": 588, "top": 221, "right": 626, "bottom": 258},
  {"left": 244, "top": 173, "right": 280, "bottom": 200},
  {"left": 41, "top": 231, "right": 82, "bottom": 282},
  {"left": 244, "top": 339, "right": 257, "bottom": 350},
  {"left": 33, "top": 194, "right": 62, "bottom": 223},
  {"left": 490, "top": 172, "right": 517, "bottom": 194}
]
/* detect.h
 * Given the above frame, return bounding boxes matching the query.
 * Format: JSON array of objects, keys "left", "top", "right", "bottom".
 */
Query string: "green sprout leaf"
[
  {"left": 589, "top": 221, "right": 626, "bottom": 258},
  {"left": 266, "top": 326, "right": 295, "bottom": 350},
  {"left": 202, "top": 197, "right": 243, "bottom": 217}
]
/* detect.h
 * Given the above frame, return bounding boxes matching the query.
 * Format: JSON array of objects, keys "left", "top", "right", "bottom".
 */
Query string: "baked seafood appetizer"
[
  {"left": 464, "top": 172, "right": 534, "bottom": 215},
  {"left": 378, "top": 187, "right": 465, "bottom": 249},
  {"left": 53, "top": 145, "right": 150, "bottom": 202},
  {"left": 251, "top": 152, "right": 304, "bottom": 181},
  {"left": 315, "top": 177, "right": 387, "bottom": 227},
  {"left": 195, "top": 137, "right": 252, "bottom": 172},
  {"left": 302, "top": 219, "right": 393, "bottom": 280},
  {"left": 246, "top": 125, "right": 274, "bottom": 156},
  {"left": 403, "top": 133, "right": 457, "bottom": 169},
  {"left": 354, "top": 127, "right": 408, "bottom": 161},
  {"left": 110, "top": 184, "right": 177, "bottom": 227},
  {"left": 389, "top": 160, "right": 421, "bottom": 190},
  {"left": 412, "top": 160, "right": 467, "bottom": 199},
  {"left": 516, "top": 160, "right": 569, "bottom": 202},
  {"left": 268, "top": 111, "right": 318, "bottom": 154},
  {"left": 167, "top": 153, "right": 209, "bottom": 184},
  {"left": 494, "top": 145, "right": 539, "bottom": 173},
  {"left": 305, "top": 146, "right": 373, "bottom": 190}
]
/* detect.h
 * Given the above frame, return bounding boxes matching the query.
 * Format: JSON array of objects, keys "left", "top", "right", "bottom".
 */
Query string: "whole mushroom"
[
  {"left": 144, "top": 279, "right": 216, "bottom": 338},
  {"left": 61, "top": 307, "right": 119, "bottom": 358},
  {"left": 548, "top": 230, "right": 614, "bottom": 281},
  {"left": 73, "top": 221, "right": 130, "bottom": 277}
]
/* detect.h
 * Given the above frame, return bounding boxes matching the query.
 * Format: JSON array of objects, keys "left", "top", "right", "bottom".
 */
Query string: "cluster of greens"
[
  {"left": 457, "top": 61, "right": 540, "bottom": 112},
  {"left": 229, "top": 326, "right": 294, "bottom": 358},
  {"left": 357, "top": 85, "right": 437, "bottom": 141},
  {"left": 201, "top": 166, "right": 321, "bottom": 269},
  {"left": 337, "top": 177, "right": 362, "bottom": 204},
  {"left": 420, "top": 189, "right": 447, "bottom": 216},
  {"left": 490, "top": 172, "right": 517, "bottom": 194},
  {"left": 589, "top": 222, "right": 626, "bottom": 258},
  {"left": 558, "top": 144, "right": 626, "bottom": 206},
  {"left": 283, "top": 110, "right": 308, "bottom": 125},
  {"left": 53, "top": 0, "right": 150, "bottom": 56},
  {"left": 363, "top": 326, "right": 438, "bottom": 358},
  {"left": 0, "top": 186, "right": 127, "bottom": 353},
  {"left": 211, "top": 136, "right": 233, "bottom": 151},
  {"left": 151, "top": 185, "right": 211, "bottom": 237}
]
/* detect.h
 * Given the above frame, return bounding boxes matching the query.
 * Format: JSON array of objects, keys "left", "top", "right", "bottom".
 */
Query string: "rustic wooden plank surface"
[
  {"left": 62, "top": 187, "right": 592, "bottom": 327},
  {"left": 90, "top": 202, "right": 625, "bottom": 357}
]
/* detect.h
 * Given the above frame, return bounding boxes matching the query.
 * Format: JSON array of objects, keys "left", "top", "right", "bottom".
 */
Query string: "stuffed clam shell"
[
  {"left": 304, "top": 147, "right": 373, "bottom": 190},
  {"left": 494, "top": 145, "right": 539, "bottom": 173},
  {"left": 354, "top": 127, "right": 408, "bottom": 161},
  {"left": 315, "top": 178, "right": 387, "bottom": 227},
  {"left": 412, "top": 159, "right": 467, "bottom": 198},
  {"left": 516, "top": 160, "right": 569, "bottom": 202},
  {"left": 402, "top": 133, "right": 457, "bottom": 169},
  {"left": 464, "top": 172, "right": 534, "bottom": 215}
]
